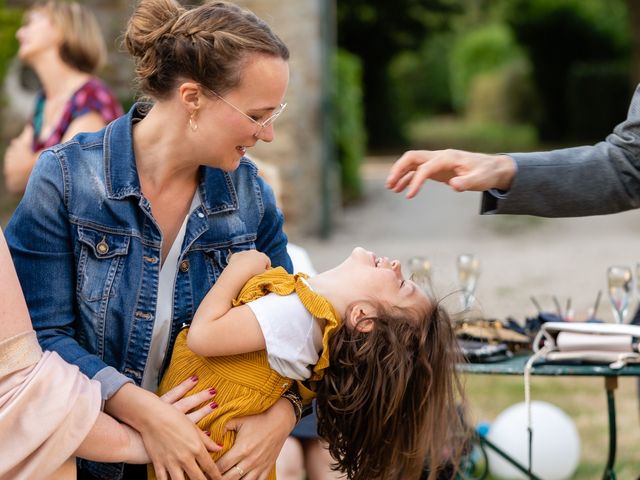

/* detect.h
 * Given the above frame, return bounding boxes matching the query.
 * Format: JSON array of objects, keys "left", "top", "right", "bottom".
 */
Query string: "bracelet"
[{"left": 281, "top": 390, "right": 303, "bottom": 424}]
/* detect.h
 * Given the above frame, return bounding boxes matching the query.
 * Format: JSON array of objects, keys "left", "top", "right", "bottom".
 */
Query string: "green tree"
[
  {"left": 505, "top": 0, "right": 630, "bottom": 141},
  {"left": 0, "top": 1, "right": 21, "bottom": 89},
  {"left": 337, "top": 0, "right": 457, "bottom": 149}
]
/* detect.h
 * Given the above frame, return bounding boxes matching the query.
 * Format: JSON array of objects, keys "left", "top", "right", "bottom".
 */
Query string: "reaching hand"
[
  {"left": 217, "top": 398, "right": 295, "bottom": 480},
  {"left": 385, "top": 149, "right": 516, "bottom": 199}
]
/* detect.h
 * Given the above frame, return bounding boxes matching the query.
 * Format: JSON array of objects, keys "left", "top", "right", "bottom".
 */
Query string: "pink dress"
[
  {"left": 0, "top": 331, "right": 101, "bottom": 479},
  {"left": 31, "top": 77, "right": 124, "bottom": 152}
]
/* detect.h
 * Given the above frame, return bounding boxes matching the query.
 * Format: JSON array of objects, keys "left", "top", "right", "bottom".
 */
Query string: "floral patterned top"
[{"left": 31, "top": 77, "right": 123, "bottom": 152}]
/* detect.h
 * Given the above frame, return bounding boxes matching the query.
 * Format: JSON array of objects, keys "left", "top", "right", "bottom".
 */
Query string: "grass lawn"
[{"left": 464, "top": 374, "right": 640, "bottom": 479}]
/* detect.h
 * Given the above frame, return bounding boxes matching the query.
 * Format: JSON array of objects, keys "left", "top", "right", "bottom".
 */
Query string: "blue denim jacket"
[{"left": 6, "top": 103, "right": 292, "bottom": 400}]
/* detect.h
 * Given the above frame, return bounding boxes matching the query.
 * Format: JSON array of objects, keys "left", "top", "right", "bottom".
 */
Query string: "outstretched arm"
[
  {"left": 385, "top": 149, "right": 516, "bottom": 199},
  {"left": 187, "top": 250, "right": 271, "bottom": 357}
]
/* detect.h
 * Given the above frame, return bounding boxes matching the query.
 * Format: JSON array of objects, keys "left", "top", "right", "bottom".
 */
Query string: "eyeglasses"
[{"left": 206, "top": 87, "right": 287, "bottom": 138}]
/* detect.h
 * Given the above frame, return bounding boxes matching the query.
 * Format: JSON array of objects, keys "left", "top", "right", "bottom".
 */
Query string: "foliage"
[
  {"left": 465, "top": 59, "right": 539, "bottom": 125},
  {"left": 334, "top": 49, "right": 366, "bottom": 202},
  {"left": 407, "top": 116, "right": 538, "bottom": 153},
  {"left": 337, "top": 0, "right": 459, "bottom": 149},
  {"left": 0, "top": 1, "right": 22, "bottom": 87},
  {"left": 388, "top": 32, "right": 455, "bottom": 123},
  {"left": 449, "top": 23, "right": 527, "bottom": 112},
  {"left": 504, "top": 0, "right": 630, "bottom": 141},
  {"left": 566, "top": 61, "right": 631, "bottom": 141}
]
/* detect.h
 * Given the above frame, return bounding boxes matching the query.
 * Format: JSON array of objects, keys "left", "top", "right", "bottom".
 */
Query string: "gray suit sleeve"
[{"left": 482, "top": 85, "right": 640, "bottom": 217}]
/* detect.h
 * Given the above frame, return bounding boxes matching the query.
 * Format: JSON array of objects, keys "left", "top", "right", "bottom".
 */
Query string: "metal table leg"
[
  {"left": 477, "top": 433, "right": 542, "bottom": 480},
  {"left": 603, "top": 376, "right": 618, "bottom": 480}
]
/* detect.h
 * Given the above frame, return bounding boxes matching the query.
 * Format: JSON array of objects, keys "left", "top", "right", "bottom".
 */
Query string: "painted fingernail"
[
  {"left": 209, "top": 388, "right": 217, "bottom": 395},
  {"left": 217, "top": 442, "right": 224, "bottom": 448},
  {"left": 210, "top": 402, "right": 218, "bottom": 409},
  {"left": 205, "top": 431, "right": 211, "bottom": 437},
  {"left": 190, "top": 375, "right": 198, "bottom": 382}
]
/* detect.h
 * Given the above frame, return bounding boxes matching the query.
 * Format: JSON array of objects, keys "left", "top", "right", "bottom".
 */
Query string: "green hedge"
[
  {"left": 334, "top": 48, "right": 366, "bottom": 202},
  {"left": 449, "top": 23, "right": 527, "bottom": 113},
  {"left": 0, "top": 2, "right": 22, "bottom": 87}
]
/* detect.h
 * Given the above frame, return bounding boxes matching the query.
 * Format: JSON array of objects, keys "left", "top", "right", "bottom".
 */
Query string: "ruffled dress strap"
[{"left": 233, "top": 267, "right": 342, "bottom": 401}]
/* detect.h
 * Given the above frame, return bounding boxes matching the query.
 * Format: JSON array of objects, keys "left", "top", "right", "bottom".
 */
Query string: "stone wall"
[{"left": 235, "top": 0, "right": 337, "bottom": 239}]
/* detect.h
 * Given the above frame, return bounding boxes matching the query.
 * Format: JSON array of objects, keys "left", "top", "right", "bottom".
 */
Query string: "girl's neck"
[
  {"left": 33, "top": 54, "right": 90, "bottom": 102},
  {"left": 305, "top": 269, "right": 348, "bottom": 315}
]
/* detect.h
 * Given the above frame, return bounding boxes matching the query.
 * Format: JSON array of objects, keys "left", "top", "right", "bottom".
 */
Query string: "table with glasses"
[{"left": 459, "top": 354, "right": 640, "bottom": 480}]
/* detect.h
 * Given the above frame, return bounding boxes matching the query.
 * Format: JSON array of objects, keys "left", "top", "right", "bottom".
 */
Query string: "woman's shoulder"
[{"left": 70, "top": 77, "right": 124, "bottom": 122}]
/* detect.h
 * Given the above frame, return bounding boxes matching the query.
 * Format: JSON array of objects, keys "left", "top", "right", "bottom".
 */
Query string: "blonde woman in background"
[{"left": 4, "top": 1, "right": 122, "bottom": 194}]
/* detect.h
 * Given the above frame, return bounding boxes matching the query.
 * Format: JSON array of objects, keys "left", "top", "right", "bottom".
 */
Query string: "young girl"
[{"left": 158, "top": 247, "right": 466, "bottom": 480}]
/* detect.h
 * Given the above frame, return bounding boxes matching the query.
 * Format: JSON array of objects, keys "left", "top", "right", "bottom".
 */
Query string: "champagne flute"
[
  {"left": 607, "top": 265, "right": 632, "bottom": 324},
  {"left": 407, "top": 256, "right": 433, "bottom": 294},
  {"left": 457, "top": 254, "right": 481, "bottom": 311}
]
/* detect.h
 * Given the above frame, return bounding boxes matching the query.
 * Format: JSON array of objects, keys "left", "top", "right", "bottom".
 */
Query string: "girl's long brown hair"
[{"left": 316, "top": 300, "right": 467, "bottom": 480}]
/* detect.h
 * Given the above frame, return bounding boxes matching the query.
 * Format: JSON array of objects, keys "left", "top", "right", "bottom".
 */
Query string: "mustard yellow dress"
[{"left": 151, "top": 267, "right": 341, "bottom": 480}]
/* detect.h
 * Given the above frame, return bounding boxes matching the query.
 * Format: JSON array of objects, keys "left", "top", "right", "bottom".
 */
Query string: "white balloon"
[{"left": 486, "top": 401, "right": 580, "bottom": 480}]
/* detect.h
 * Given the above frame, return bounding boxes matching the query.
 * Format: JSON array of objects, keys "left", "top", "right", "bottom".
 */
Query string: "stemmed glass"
[
  {"left": 607, "top": 265, "right": 632, "bottom": 324},
  {"left": 457, "top": 254, "right": 481, "bottom": 311},
  {"left": 407, "top": 256, "right": 433, "bottom": 295}
]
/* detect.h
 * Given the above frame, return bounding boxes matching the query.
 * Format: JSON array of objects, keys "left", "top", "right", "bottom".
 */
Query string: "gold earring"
[{"left": 189, "top": 113, "right": 198, "bottom": 132}]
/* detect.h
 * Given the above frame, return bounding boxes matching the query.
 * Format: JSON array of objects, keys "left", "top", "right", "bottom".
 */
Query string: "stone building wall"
[{"left": 235, "top": 0, "right": 337, "bottom": 239}]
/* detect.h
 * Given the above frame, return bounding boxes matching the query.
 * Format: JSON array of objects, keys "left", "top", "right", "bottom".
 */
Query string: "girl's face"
[
  {"left": 16, "top": 10, "right": 61, "bottom": 64},
  {"left": 335, "top": 247, "right": 430, "bottom": 325},
  {"left": 193, "top": 55, "right": 290, "bottom": 171}
]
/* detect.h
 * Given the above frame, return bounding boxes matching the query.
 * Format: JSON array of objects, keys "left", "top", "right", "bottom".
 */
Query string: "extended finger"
[
  {"left": 154, "top": 467, "right": 168, "bottom": 480},
  {"left": 182, "top": 390, "right": 218, "bottom": 420},
  {"left": 168, "top": 464, "right": 188, "bottom": 480},
  {"left": 405, "top": 156, "right": 452, "bottom": 198},
  {"left": 197, "top": 449, "right": 223, "bottom": 480},
  {"left": 200, "top": 430, "right": 223, "bottom": 452},
  {"left": 390, "top": 171, "right": 415, "bottom": 193},
  {"left": 160, "top": 375, "right": 199, "bottom": 404},
  {"left": 385, "top": 151, "right": 428, "bottom": 187},
  {"left": 220, "top": 465, "right": 250, "bottom": 480}
]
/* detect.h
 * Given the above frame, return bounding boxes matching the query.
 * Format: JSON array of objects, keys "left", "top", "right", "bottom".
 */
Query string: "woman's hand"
[
  {"left": 385, "top": 149, "right": 516, "bottom": 198},
  {"left": 160, "top": 374, "right": 220, "bottom": 423},
  {"left": 217, "top": 398, "right": 296, "bottom": 480},
  {"left": 3, "top": 125, "right": 38, "bottom": 195},
  {"left": 123, "top": 376, "right": 221, "bottom": 465},
  {"left": 105, "top": 380, "right": 222, "bottom": 480}
]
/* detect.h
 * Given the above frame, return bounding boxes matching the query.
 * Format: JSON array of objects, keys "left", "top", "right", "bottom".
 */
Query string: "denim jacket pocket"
[
  {"left": 203, "top": 234, "right": 257, "bottom": 277},
  {"left": 77, "top": 225, "right": 131, "bottom": 302}
]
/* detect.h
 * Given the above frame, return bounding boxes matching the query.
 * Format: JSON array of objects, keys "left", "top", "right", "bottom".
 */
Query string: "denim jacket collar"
[{"left": 103, "top": 103, "right": 238, "bottom": 214}]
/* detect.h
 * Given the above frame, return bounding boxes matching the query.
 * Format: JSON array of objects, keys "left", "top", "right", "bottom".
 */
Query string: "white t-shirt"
[
  {"left": 247, "top": 289, "right": 324, "bottom": 380},
  {"left": 142, "top": 193, "right": 201, "bottom": 391}
]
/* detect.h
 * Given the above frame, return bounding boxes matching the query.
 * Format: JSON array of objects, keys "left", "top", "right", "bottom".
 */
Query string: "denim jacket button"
[
  {"left": 197, "top": 212, "right": 205, "bottom": 218},
  {"left": 179, "top": 260, "right": 190, "bottom": 272},
  {"left": 96, "top": 240, "right": 109, "bottom": 254}
]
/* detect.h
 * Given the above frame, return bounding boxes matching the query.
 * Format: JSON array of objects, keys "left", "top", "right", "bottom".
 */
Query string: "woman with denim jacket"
[{"left": 5, "top": 1, "right": 295, "bottom": 479}]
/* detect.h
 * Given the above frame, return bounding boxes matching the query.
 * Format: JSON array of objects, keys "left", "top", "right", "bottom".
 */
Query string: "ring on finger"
[{"left": 234, "top": 465, "right": 245, "bottom": 477}]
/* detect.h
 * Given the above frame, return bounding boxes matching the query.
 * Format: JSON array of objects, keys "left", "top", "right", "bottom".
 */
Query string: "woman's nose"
[
  {"left": 391, "top": 260, "right": 402, "bottom": 275},
  {"left": 255, "top": 124, "right": 275, "bottom": 143}
]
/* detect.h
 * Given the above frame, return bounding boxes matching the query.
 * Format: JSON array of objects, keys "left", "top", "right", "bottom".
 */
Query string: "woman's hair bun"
[{"left": 124, "top": 0, "right": 183, "bottom": 62}]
